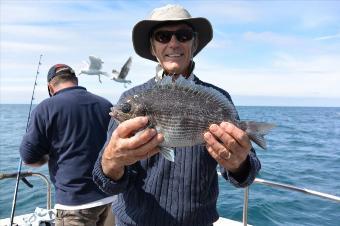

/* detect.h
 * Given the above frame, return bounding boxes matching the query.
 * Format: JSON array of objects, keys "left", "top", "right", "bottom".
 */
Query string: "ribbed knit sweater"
[{"left": 93, "top": 76, "right": 261, "bottom": 226}]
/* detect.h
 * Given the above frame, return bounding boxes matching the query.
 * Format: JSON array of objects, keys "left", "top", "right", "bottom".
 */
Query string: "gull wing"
[
  {"left": 88, "top": 56, "right": 104, "bottom": 70},
  {"left": 118, "top": 57, "right": 132, "bottom": 79}
]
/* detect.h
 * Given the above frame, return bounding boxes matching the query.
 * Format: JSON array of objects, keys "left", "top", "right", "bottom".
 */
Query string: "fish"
[{"left": 110, "top": 75, "right": 275, "bottom": 162}]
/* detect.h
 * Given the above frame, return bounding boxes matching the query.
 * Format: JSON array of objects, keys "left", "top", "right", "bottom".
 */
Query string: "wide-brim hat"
[{"left": 132, "top": 4, "right": 213, "bottom": 62}]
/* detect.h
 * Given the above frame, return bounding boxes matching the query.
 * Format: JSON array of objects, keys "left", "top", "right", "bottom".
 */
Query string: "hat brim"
[{"left": 132, "top": 17, "right": 213, "bottom": 62}]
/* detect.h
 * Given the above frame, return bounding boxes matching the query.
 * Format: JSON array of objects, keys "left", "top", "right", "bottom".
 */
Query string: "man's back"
[{"left": 20, "top": 86, "right": 112, "bottom": 205}]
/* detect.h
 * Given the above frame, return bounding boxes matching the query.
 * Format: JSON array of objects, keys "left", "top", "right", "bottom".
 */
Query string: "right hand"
[{"left": 101, "top": 116, "right": 164, "bottom": 180}]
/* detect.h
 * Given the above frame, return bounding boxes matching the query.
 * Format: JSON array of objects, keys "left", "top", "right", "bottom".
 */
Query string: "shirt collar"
[
  {"left": 154, "top": 62, "right": 195, "bottom": 82},
  {"left": 53, "top": 86, "right": 86, "bottom": 96}
]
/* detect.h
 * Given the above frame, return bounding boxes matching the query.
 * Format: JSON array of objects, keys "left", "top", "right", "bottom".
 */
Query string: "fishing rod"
[{"left": 10, "top": 54, "right": 43, "bottom": 225}]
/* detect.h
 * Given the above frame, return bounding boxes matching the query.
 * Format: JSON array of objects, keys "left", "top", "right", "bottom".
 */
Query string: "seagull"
[
  {"left": 110, "top": 57, "right": 132, "bottom": 87},
  {"left": 79, "top": 56, "right": 109, "bottom": 83}
]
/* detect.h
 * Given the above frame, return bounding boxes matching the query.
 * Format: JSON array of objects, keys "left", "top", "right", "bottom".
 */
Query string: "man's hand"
[
  {"left": 101, "top": 116, "right": 164, "bottom": 181},
  {"left": 203, "top": 122, "right": 251, "bottom": 174}
]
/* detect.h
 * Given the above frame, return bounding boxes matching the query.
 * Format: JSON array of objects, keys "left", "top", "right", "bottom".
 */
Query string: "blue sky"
[{"left": 1, "top": 0, "right": 340, "bottom": 106}]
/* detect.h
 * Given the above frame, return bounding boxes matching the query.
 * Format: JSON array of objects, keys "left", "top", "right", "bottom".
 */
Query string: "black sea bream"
[{"left": 111, "top": 76, "right": 275, "bottom": 161}]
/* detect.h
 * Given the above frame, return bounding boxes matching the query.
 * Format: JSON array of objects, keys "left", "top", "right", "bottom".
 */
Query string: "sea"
[{"left": 0, "top": 104, "right": 340, "bottom": 226}]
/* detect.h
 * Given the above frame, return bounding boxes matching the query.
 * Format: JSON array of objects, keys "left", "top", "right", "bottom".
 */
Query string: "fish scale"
[{"left": 111, "top": 75, "right": 275, "bottom": 161}]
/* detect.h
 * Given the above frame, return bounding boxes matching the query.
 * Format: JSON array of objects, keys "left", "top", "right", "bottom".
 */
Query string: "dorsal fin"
[{"left": 156, "top": 75, "right": 238, "bottom": 118}]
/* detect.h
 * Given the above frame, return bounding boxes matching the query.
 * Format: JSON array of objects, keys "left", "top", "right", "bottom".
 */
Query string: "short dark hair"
[{"left": 49, "top": 73, "right": 78, "bottom": 87}]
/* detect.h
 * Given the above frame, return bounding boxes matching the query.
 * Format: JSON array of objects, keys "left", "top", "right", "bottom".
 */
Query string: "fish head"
[{"left": 110, "top": 95, "right": 147, "bottom": 122}]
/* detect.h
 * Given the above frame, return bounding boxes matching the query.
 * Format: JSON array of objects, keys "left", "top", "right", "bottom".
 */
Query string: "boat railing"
[
  {"left": 0, "top": 171, "right": 52, "bottom": 210},
  {"left": 1, "top": 171, "right": 339, "bottom": 226},
  {"left": 241, "top": 177, "right": 340, "bottom": 226}
]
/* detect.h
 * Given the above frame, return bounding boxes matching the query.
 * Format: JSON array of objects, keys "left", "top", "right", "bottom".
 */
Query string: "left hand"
[{"left": 203, "top": 122, "right": 251, "bottom": 173}]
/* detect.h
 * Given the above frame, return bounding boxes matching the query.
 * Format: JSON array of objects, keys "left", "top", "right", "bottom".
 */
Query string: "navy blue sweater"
[
  {"left": 20, "top": 86, "right": 113, "bottom": 205},
  {"left": 93, "top": 77, "right": 261, "bottom": 226}
]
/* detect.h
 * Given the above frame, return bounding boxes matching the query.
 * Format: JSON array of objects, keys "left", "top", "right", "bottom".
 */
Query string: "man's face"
[{"left": 151, "top": 24, "right": 196, "bottom": 76}]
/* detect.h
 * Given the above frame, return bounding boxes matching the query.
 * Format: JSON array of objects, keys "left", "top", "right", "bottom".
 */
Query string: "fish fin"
[
  {"left": 248, "top": 133, "right": 268, "bottom": 149},
  {"left": 159, "top": 146, "right": 175, "bottom": 162},
  {"left": 158, "top": 75, "right": 174, "bottom": 86},
  {"left": 158, "top": 75, "right": 238, "bottom": 119},
  {"left": 239, "top": 121, "right": 276, "bottom": 150}
]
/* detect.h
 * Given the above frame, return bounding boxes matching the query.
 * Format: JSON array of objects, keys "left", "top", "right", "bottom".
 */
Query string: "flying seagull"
[
  {"left": 79, "top": 56, "right": 109, "bottom": 83},
  {"left": 110, "top": 57, "right": 132, "bottom": 87}
]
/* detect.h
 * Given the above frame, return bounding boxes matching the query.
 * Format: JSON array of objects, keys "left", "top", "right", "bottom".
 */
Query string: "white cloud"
[
  {"left": 243, "top": 32, "right": 301, "bottom": 46},
  {"left": 190, "top": 1, "right": 259, "bottom": 23},
  {"left": 272, "top": 52, "right": 340, "bottom": 73},
  {"left": 199, "top": 66, "right": 340, "bottom": 98},
  {"left": 1, "top": 0, "right": 340, "bottom": 106},
  {"left": 2, "top": 41, "right": 67, "bottom": 53},
  {"left": 315, "top": 33, "right": 340, "bottom": 41},
  {"left": 2, "top": 24, "right": 79, "bottom": 40},
  {"left": 301, "top": 13, "right": 337, "bottom": 29},
  {"left": 196, "top": 49, "right": 340, "bottom": 99}
]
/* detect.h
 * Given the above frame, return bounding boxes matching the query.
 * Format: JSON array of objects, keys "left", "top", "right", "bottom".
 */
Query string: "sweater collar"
[{"left": 53, "top": 86, "right": 86, "bottom": 96}]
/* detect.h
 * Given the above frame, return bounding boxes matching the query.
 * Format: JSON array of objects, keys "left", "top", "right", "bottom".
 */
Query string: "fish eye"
[{"left": 121, "top": 103, "right": 131, "bottom": 113}]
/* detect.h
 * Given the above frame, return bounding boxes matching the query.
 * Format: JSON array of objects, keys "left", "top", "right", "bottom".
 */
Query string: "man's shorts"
[{"left": 55, "top": 203, "right": 114, "bottom": 226}]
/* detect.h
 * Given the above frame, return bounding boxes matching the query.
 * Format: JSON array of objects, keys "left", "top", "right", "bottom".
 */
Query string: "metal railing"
[
  {"left": 241, "top": 178, "right": 340, "bottom": 226},
  {"left": 0, "top": 171, "right": 52, "bottom": 210},
  {"left": 2, "top": 171, "right": 340, "bottom": 225},
  {"left": 217, "top": 172, "right": 340, "bottom": 225}
]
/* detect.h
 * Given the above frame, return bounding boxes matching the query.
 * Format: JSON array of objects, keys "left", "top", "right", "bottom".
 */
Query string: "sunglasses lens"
[
  {"left": 154, "top": 31, "right": 172, "bottom": 43},
  {"left": 175, "top": 30, "right": 194, "bottom": 42},
  {"left": 154, "top": 30, "right": 194, "bottom": 43}
]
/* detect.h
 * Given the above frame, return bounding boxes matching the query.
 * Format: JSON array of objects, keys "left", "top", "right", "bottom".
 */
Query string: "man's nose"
[{"left": 168, "top": 35, "right": 180, "bottom": 46}]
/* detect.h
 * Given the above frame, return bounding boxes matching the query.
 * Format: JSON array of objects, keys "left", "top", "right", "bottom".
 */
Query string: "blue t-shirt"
[{"left": 20, "top": 86, "right": 113, "bottom": 205}]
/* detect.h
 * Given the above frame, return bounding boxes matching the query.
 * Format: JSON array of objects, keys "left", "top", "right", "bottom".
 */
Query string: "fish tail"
[
  {"left": 159, "top": 146, "right": 175, "bottom": 162},
  {"left": 239, "top": 121, "right": 276, "bottom": 150}
]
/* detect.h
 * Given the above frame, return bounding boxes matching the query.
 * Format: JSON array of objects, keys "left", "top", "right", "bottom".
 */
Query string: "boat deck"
[{"left": 0, "top": 210, "right": 250, "bottom": 226}]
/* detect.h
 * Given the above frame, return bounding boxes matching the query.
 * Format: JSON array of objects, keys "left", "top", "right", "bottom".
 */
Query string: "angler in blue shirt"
[{"left": 20, "top": 64, "right": 115, "bottom": 226}]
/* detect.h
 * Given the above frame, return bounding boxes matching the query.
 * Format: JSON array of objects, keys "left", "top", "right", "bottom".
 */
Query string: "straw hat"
[{"left": 132, "top": 4, "right": 213, "bottom": 62}]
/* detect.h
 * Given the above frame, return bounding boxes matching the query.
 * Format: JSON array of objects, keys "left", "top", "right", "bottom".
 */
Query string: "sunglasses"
[{"left": 153, "top": 29, "right": 195, "bottom": 43}]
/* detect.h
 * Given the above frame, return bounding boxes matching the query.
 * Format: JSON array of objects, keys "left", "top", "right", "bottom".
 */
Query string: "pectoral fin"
[
  {"left": 239, "top": 121, "right": 276, "bottom": 150},
  {"left": 160, "top": 146, "right": 175, "bottom": 162}
]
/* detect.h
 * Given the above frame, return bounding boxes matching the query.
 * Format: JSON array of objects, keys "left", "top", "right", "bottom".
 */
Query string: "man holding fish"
[{"left": 93, "top": 4, "right": 273, "bottom": 226}]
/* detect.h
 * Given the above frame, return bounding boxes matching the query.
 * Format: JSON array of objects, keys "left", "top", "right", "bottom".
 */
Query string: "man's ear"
[{"left": 48, "top": 83, "right": 54, "bottom": 96}]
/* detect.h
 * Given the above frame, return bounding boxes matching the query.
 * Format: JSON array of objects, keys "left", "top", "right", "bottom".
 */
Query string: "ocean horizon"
[
  {"left": 1, "top": 104, "right": 340, "bottom": 225},
  {"left": 2, "top": 95, "right": 340, "bottom": 108}
]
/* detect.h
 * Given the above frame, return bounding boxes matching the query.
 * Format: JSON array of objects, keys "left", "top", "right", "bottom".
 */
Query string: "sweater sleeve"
[
  {"left": 20, "top": 105, "right": 50, "bottom": 164},
  {"left": 220, "top": 147, "right": 261, "bottom": 188},
  {"left": 92, "top": 118, "right": 130, "bottom": 195}
]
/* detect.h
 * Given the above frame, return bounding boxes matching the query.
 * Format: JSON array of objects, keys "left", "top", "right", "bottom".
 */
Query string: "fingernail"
[
  {"left": 149, "top": 128, "right": 156, "bottom": 135},
  {"left": 221, "top": 122, "right": 230, "bottom": 129},
  {"left": 220, "top": 122, "right": 227, "bottom": 127},
  {"left": 210, "top": 124, "right": 218, "bottom": 132},
  {"left": 141, "top": 117, "right": 148, "bottom": 123},
  {"left": 158, "top": 133, "right": 164, "bottom": 142},
  {"left": 204, "top": 133, "right": 211, "bottom": 139}
]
